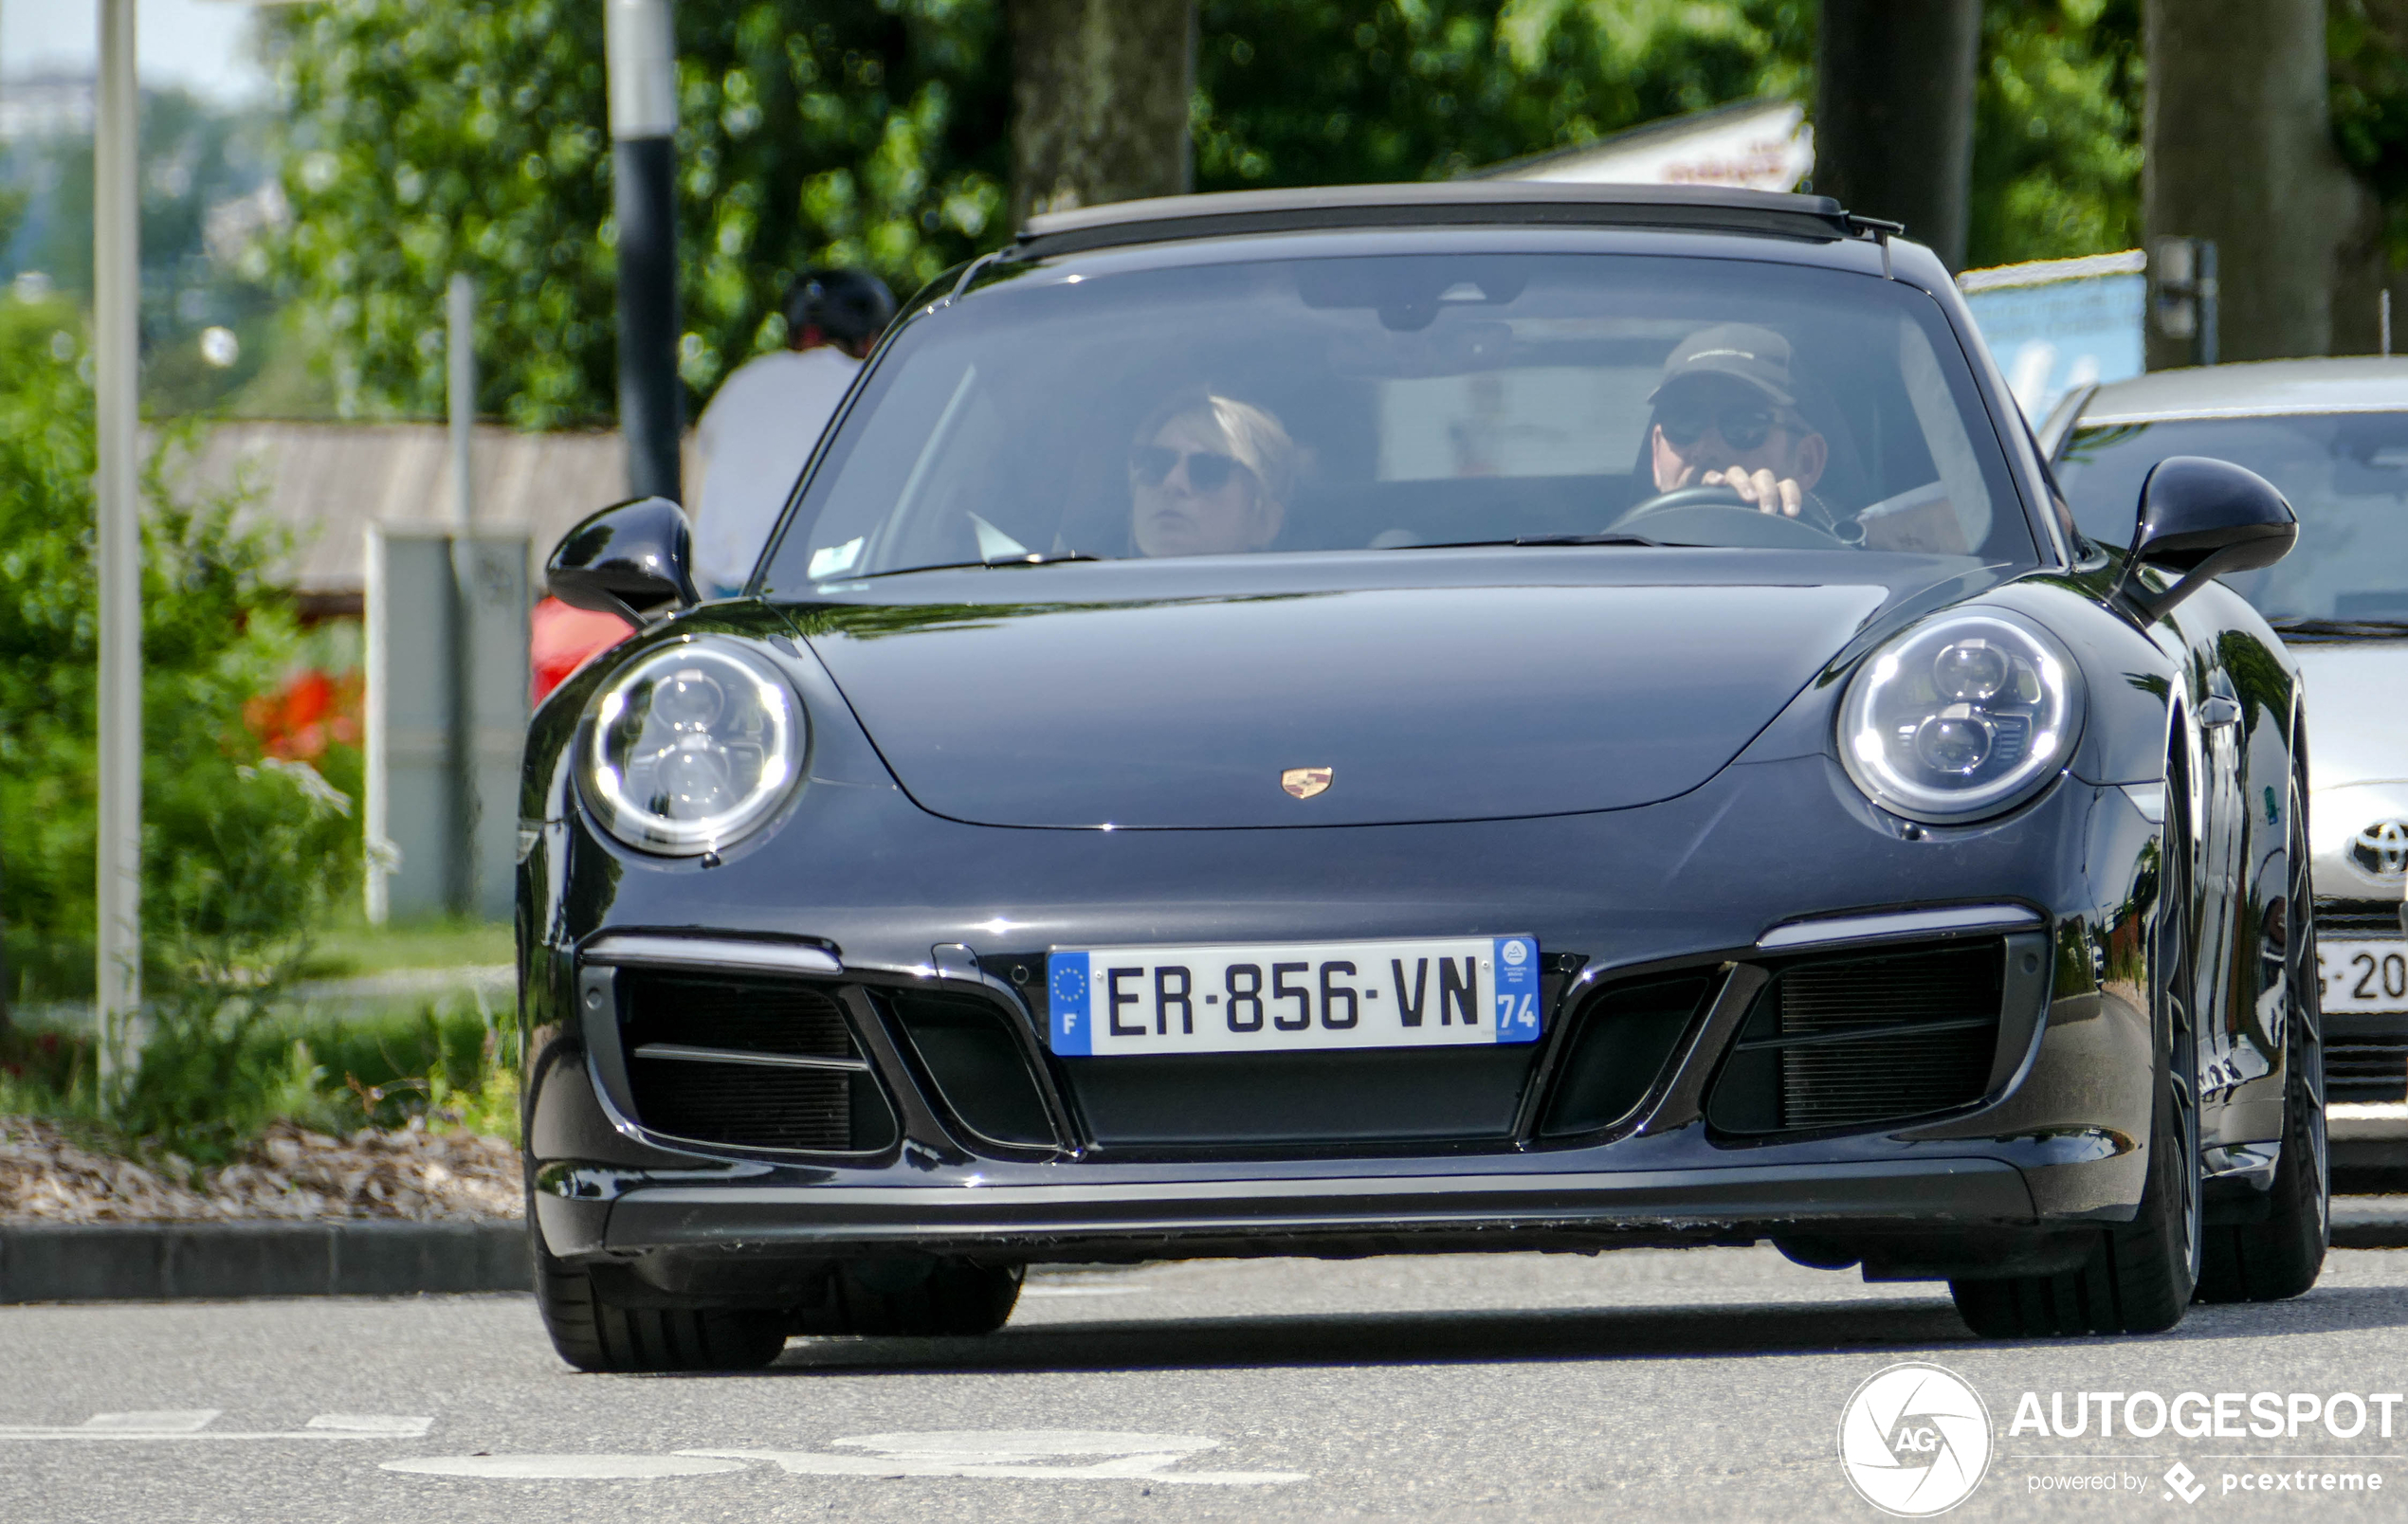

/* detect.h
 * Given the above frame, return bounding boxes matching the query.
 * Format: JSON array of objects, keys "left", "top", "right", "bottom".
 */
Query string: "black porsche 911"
[{"left": 520, "top": 182, "right": 2325, "bottom": 1371}]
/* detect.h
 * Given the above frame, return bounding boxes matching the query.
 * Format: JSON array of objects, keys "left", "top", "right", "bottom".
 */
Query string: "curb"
[
  {"left": 2331, "top": 1197, "right": 2408, "bottom": 1251},
  {"left": 0, "top": 1220, "right": 530, "bottom": 1303}
]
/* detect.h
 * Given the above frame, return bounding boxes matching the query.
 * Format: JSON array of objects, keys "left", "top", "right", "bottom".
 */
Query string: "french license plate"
[
  {"left": 1047, "top": 935, "right": 1542, "bottom": 1056},
  {"left": 2318, "top": 937, "right": 2408, "bottom": 1014}
]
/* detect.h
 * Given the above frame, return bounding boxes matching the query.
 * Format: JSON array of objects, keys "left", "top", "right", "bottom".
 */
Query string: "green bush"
[{"left": 0, "top": 293, "right": 361, "bottom": 1011}]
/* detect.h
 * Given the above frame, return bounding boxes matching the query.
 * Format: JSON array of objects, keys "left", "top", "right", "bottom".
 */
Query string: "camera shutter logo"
[{"left": 1836, "top": 1362, "right": 1992, "bottom": 1516}]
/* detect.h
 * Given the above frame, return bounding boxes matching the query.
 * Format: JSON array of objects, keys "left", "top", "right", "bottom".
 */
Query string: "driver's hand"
[{"left": 1703, "top": 467, "right": 1804, "bottom": 517}]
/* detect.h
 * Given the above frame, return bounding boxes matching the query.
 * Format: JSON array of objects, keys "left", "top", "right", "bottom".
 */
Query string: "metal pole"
[
  {"left": 444, "top": 273, "right": 477, "bottom": 916},
  {"left": 2196, "top": 240, "right": 2218, "bottom": 368},
  {"left": 2383, "top": 290, "right": 2393, "bottom": 358},
  {"left": 605, "top": 0, "right": 681, "bottom": 501},
  {"left": 94, "top": 0, "right": 141, "bottom": 1088},
  {"left": 447, "top": 273, "right": 475, "bottom": 530}
]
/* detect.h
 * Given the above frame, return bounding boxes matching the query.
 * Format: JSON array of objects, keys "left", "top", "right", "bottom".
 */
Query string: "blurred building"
[
  {"left": 166, "top": 422, "right": 669, "bottom": 619},
  {"left": 1957, "top": 251, "right": 2148, "bottom": 423},
  {"left": 1479, "top": 97, "right": 1813, "bottom": 192}
]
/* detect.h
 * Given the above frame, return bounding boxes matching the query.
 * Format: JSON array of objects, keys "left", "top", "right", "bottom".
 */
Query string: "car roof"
[
  {"left": 1007, "top": 182, "right": 1897, "bottom": 262},
  {"left": 2073, "top": 356, "right": 2408, "bottom": 423}
]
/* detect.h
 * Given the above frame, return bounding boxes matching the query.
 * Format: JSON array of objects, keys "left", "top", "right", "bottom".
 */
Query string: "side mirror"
[
  {"left": 545, "top": 497, "right": 699, "bottom": 625},
  {"left": 2115, "top": 456, "right": 2296, "bottom": 621}
]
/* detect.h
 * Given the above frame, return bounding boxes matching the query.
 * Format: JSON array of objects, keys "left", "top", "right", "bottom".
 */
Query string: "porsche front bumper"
[{"left": 520, "top": 755, "right": 2176, "bottom": 1290}]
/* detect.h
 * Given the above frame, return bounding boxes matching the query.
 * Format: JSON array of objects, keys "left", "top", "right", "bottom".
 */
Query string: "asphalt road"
[{"left": 7, "top": 1245, "right": 2408, "bottom": 1523}]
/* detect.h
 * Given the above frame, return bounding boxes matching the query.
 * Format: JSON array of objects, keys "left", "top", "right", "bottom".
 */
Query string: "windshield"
[
  {"left": 759, "top": 249, "right": 2034, "bottom": 590},
  {"left": 2055, "top": 412, "right": 2408, "bottom": 627}
]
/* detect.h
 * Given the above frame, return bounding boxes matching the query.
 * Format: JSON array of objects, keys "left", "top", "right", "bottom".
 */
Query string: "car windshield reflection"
[{"left": 762, "top": 250, "right": 2034, "bottom": 592}]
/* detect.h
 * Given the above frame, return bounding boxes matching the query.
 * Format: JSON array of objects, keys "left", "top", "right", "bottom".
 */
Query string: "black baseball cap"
[{"left": 1650, "top": 323, "right": 1798, "bottom": 408}]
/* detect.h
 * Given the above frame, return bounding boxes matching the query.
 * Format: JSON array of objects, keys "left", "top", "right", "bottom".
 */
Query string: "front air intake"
[
  {"left": 613, "top": 971, "right": 898, "bottom": 1152},
  {"left": 1706, "top": 940, "right": 2009, "bottom": 1134}
]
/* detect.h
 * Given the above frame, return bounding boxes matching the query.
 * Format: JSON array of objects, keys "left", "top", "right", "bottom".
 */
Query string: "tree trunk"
[
  {"left": 2145, "top": 0, "right": 2381, "bottom": 367},
  {"left": 1010, "top": 0, "right": 1194, "bottom": 227},
  {"left": 1813, "top": 0, "right": 1981, "bottom": 272}
]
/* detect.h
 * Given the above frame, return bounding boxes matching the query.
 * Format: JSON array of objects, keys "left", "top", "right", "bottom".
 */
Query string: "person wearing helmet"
[{"left": 690, "top": 268, "right": 897, "bottom": 595}]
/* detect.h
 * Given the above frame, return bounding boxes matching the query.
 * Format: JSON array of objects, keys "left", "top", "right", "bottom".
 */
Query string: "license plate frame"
[
  {"left": 2317, "top": 936, "right": 2408, "bottom": 1015},
  {"left": 1047, "top": 935, "right": 1542, "bottom": 1057}
]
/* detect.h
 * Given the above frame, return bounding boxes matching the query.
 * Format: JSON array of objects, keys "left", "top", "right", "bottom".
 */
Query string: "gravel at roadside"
[{"left": 0, "top": 1116, "right": 520, "bottom": 1224}]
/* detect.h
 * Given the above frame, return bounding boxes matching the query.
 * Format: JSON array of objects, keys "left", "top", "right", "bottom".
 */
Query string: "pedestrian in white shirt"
[{"left": 690, "top": 268, "right": 896, "bottom": 595}]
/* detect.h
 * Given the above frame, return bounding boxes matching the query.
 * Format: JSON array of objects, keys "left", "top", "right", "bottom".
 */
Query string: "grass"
[
  {"left": 0, "top": 990, "right": 519, "bottom": 1164},
  {"left": 300, "top": 916, "right": 514, "bottom": 980}
]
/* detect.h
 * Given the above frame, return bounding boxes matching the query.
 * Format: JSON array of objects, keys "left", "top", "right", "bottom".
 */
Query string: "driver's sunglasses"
[
  {"left": 1129, "top": 444, "right": 1251, "bottom": 493},
  {"left": 1654, "top": 400, "right": 1787, "bottom": 452}
]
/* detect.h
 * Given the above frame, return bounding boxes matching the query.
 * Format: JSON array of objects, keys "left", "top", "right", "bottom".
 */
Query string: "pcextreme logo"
[{"left": 1838, "top": 1362, "right": 1994, "bottom": 1516}]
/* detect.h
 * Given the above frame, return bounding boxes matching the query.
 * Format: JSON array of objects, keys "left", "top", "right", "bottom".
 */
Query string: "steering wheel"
[{"left": 1608, "top": 483, "right": 1852, "bottom": 550}]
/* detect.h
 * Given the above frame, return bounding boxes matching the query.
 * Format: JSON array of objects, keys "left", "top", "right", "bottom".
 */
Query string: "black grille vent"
[
  {"left": 628, "top": 1061, "right": 854, "bottom": 1150},
  {"left": 619, "top": 972, "right": 856, "bottom": 1058},
  {"left": 2319, "top": 900, "right": 2406, "bottom": 937},
  {"left": 1709, "top": 942, "right": 2004, "bottom": 1134},
  {"left": 2326, "top": 1037, "right": 2408, "bottom": 1103},
  {"left": 1538, "top": 974, "right": 1716, "bottom": 1137},
  {"left": 614, "top": 971, "right": 893, "bottom": 1152}
]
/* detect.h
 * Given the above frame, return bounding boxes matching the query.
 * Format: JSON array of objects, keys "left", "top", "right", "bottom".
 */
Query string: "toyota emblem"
[{"left": 2350, "top": 819, "right": 2408, "bottom": 880}]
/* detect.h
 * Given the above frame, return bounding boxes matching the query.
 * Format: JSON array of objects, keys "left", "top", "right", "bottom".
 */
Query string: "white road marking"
[
  {"left": 307, "top": 1415, "right": 433, "bottom": 1437},
  {"left": 1019, "top": 1283, "right": 1149, "bottom": 1297},
  {"left": 384, "top": 1455, "right": 748, "bottom": 1480},
  {"left": 0, "top": 1410, "right": 430, "bottom": 1441},
  {"left": 681, "top": 1428, "right": 1306, "bottom": 1485},
  {"left": 79, "top": 1411, "right": 220, "bottom": 1433},
  {"left": 837, "top": 1430, "right": 1215, "bottom": 1460}
]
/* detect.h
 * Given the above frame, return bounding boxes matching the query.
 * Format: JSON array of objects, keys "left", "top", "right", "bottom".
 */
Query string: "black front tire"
[
  {"left": 1950, "top": 751, "right": 2205, "bottom": 1338},
  {"left": 1950, "top": 1065, "right": 2200, "bottom": 1336},
  {"left": 533, "top": 1231, "right": 790, "bottom": 1373},
  {"left": 2198, "top": 770, "right": 2327, "bottom": 1302}
]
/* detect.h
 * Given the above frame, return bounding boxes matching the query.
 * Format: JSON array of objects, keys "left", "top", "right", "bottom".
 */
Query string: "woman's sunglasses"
[
  {"left": 1654, "top": 400, "right": 1789, "bottom": 452},
  {"left": 1130, "top": 444, "right": 1251, "bottom": 493}
]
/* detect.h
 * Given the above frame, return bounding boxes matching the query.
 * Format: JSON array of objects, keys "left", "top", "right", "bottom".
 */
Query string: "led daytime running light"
[
  {"left": 1837, "top": 612, "right": 2083, "bottom": 826},
  {"left": 579, "top": 640, "right": 804, "bottom": 855}
]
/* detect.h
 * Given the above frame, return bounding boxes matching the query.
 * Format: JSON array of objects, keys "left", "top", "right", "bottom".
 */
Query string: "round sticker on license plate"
[{"left": 1047, "top": 935, "right": 1543, "bottom": 1057}]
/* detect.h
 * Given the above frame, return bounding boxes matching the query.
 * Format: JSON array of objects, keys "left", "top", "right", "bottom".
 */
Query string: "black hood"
[{"left": 786, "top": 551, "right": 1975, "bottom": 828}]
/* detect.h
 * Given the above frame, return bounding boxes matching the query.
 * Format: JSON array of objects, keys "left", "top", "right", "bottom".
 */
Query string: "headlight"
[
  {"left": 580, "top": 639, "right": 804, "bottom": 854},
  {"left": 1837, "top": 611, "right": 2083, "bottom": 825}
]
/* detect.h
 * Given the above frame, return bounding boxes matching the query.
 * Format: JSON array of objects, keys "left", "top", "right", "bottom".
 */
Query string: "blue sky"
[{"left": 1, "top": 0, "right": 267, "bottom": 104}]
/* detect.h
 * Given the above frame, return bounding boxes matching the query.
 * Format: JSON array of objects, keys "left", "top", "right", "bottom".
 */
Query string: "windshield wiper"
[
  {"left": 844, "top": 551, "right": 1101, "bottom": 582},
  {"left": 1405, "top": 533, "right": 1662, "bottom": 550},
  {"left": 988, "top": 550, "right": 1102, "bottom": 567},
  {"left": 2270, "top": 616, "right": 2408, "bottom": 642}
]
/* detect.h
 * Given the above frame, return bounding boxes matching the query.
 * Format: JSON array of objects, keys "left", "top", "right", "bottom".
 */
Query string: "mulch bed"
[{"left": 0, "top": 1116, "right": 520, "bottom": 1223}]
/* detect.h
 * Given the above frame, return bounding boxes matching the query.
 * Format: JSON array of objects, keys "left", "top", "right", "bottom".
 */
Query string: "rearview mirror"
[
  {"left": 2115, "top": 456, "right": 2295, "bottom": 621},
  {"left": 546, "top": 497, "right": 699, "bottom": 625}
]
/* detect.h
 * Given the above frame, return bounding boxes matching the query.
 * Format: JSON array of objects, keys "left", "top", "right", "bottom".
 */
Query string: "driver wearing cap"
[{"left": 1647, "top": 323, "right": 1832, "bottom": 521}]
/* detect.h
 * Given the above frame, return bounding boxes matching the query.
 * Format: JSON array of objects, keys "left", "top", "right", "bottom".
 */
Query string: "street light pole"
[
  {"left": 94, "top": 0, "right": 142, "bottom": 1084},
  {"left": 605, "top": 0, "right": 681, "bottom": 502}
]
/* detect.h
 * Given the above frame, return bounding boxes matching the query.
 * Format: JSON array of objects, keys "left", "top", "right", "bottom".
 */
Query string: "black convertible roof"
[{"left": 1008, "top": 182, "right": 1899, "bottom": 261}]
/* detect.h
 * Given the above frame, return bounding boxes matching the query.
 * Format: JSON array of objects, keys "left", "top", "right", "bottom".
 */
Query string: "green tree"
[
  {"left": 1193, "top": 0, "right": 1812, "bottom": 190},
  {"left": 262, "top": 0, "right": 1008, "bottom": 427},
  {"left": 1964, "top": 0, "right": 2143, "bottom": 268}
]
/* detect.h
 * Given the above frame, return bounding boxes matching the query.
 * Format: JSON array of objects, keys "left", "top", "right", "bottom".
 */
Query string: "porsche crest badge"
[{"left": 1282, "top": 767, "right": 1333, "bottom": 799}]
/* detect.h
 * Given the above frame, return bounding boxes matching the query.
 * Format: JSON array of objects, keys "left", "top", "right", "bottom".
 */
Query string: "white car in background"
[{"left": 2044, "top": 359, "right": 2408, "bottom": 1110}]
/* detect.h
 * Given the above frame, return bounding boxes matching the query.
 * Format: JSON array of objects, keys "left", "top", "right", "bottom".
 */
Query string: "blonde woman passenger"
[{"left": 1126, "top": 391, "right": 1299, "bottom": 557}]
